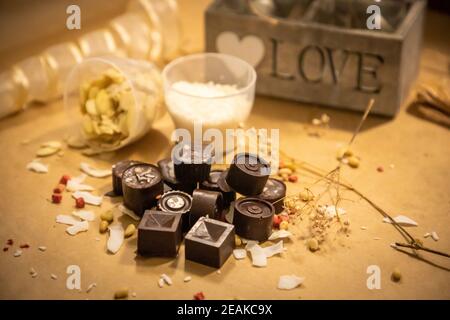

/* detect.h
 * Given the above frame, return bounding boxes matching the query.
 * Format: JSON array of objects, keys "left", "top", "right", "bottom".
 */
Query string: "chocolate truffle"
[
  {"left": 233, "top": 197, "right": 275, "bottom": 241},
  {"left": 111, "top": 160, "right": 142, "bottom": 195},
  {"left": 137, "top": 210, "right": 182, "bottom": 257},
  {"left": 122, "top": 163, "right": 164, "bottom": 217},
  {"left": 157, "top": 158, "right": 196, "bottom": 194},
  {"left": 226, "top": 153, "right": 271, "bottom": 196},
  {"left": 257, "top": 178, "right": 286, "bottom": 213},
  {"left": 185, "top": 217, "right": 235, "bottom": 268},
  {"left": 157, "top": 190, "right": 192, "bottom": 232},
  {"left": 216, "top": 170, "right": 237, "bottom": 209},
  {"left": 189, "top": 189, "right": 223, "bottom": 226},
  {"left": 172, "top": 143, "right": 214, "bottom": 183}
]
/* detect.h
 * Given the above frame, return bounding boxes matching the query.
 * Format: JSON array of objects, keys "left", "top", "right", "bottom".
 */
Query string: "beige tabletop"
[{"left": 0, "top": 1, "right": 449, "bottom": 300}]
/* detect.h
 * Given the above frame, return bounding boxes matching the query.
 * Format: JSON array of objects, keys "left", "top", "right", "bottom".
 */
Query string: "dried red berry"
[
  {"left": 59, "top": 175, "right": 71, "bottom": 185},
  {"left": 19, "top": 244, "right": 30, "bottom": 249},
  {"left": 75, "top": 197, "right": 85, "bottom": 208},
  {"left": 377, "top": 166, "right": 384, "bottom": 173},
  {"left": 6, "top": 239, "right": 13, "bottom": 246},
  {"left": 273, "top": 215, "right": 282, "bottom": 228},
  {"left": 53, "top": 184, "right": 65, "bottom": 194},
  {"left": 288, "top": 175, "right": 298, "bottom": 183},
  {"left": 3, "top": 247, "right": 8, "bottom": 252},
  {"left": 52, "top": 193, "right": 62, "bottom": 204},
  {"left": 193, "top": 292, "right": 205, "bottom": 300}
]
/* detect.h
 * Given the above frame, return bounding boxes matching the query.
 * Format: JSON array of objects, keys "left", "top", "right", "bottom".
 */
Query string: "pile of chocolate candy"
[{"left": 111, "top": 144, "right": 286, "bottom": 268}]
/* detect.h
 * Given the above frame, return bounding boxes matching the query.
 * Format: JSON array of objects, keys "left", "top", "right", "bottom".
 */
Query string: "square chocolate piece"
[
  {"left": 138, "top": 210, "right": 182, "bottom": 257},
  {"left": 185, "top": 217, "right": 235, "bottom": 268}
]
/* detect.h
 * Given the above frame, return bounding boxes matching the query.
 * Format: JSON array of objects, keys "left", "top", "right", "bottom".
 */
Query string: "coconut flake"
[
  {"left": 233, "top": 249, "right": 247, "bottom": 260},
  {"left": 268, "top": 230, "right": 292, "bottom": 241},
  {"left": 277, "top": 275, "right": 305, "bottom": 290},
  {"left": 245, "top": 240, "right": 259, "bottom": 251},
  {"left": 183, "top": 276, "right": 192, "bottom": 282},
  {"left": 26, "top": 160, "right": 49, "bottom": 173},
  {"left": 38, "top": 246, "right": 47, "bottom": 252},
  {"left": 382, "top": 215, "right": 418, "bottom": 227},
  {"left": 118, "top": 204, "right": 140, "bottom": 221},
  {"left": 66, "top": 221, "right": 89, "bottom": 235},
  {"left": 431, "top": 231, "right": 439, "bottom": 241},
  {"left": 263, "top": 241, "right": 284, "bottom": 258},
  {"left": 13, "top": 250, "right": 22, "bottom": 257},
  {"left": 107, "top": 224, "right": 124, "bottom": 254},
  {"left": 56, "top": 214, "right": 81, "bottom": 226},
  {"left": 80, "top": 162, "right": 111, "bottom": 178},
  {"left": 249, "top": 245, "right": 267, "bottom": 267},
  {"left": 72, "top": 191, "right": 103, "bottom": 206},
  {"left": 161, "top": 274, "right": 172, "bottom": 286},
  {"left": 67, "top": 174, "right": 94, "bottom": 192},
  {"left": 158, "top": 278, "right": 165, "bottom": 288},
  {"left": 72, "top": 210, "right": 95, "bottom": 221}
]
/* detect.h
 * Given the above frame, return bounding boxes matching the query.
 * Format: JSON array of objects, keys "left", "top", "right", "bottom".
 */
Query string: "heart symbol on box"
[{"left": 216, "top": 31, "right": 265, "bottom": 68}]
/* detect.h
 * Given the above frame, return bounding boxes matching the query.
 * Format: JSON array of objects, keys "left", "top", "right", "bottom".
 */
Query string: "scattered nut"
[
  {"left": 307, "top": 239, "right": 319, "bottom": 252},
  {"left": 184, "top": 276, "right": 192, "bottom": 283},
  {"left": 124, "top": 224, "right": 136, "bottom": 238},
  {"left": 288, "top": 175, "right": 298, "bottom": 183},
  {"left": 391, "top": 269, "right": 402, "bottom": 282},
  {"left": 300, "top": 189, "right": 313, "bottom": 202},
  {"left": 99, "top": 220, "right": 109, "bottom": 234},
  {"left": 347, "top": 156, "right": 360, "bottom": 168},
  {"left": 336, "top": 147, "right": 353, "bottom": 160},
  {"left": 278, "top": 168, "right": 293, "bottom": 176},
  {"left": 100, "top": 210, "right": 114, "bottom": 223},
  {"left": 235, "top": 236, "right": 242, "bottom": 247},
  {"left": 114, "top": 288, "right": 129, "bottom": 299},
  {"left": 279, "top": 220, "right": 289, "bottom": 230}
]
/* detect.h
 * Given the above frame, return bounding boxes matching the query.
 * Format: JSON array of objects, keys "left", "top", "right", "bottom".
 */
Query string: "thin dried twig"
[{"left": 279, "top": 99, "right": 450, "bottom": 259}]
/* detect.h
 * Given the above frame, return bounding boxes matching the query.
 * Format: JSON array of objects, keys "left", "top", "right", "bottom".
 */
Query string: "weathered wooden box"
[{"left": 205, "top": 0, "right": 426, "bottom": 116}]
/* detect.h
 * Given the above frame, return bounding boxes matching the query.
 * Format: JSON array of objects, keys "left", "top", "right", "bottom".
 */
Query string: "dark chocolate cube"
[
  {"left": 138, "top": 210, "right": 182, "bottom": 257},
  {"left": 185, "top": 217, "right": 235, "bottom": 268}
]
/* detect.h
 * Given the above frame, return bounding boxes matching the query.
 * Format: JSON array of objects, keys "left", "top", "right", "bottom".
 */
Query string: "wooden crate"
[{"left": 205, "top": 0, "right": 426, "bottom": 116}]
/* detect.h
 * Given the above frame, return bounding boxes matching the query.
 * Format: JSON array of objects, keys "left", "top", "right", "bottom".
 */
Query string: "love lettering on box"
[{"left": 205, "top": 0, "right": 426, "bottom": 116}]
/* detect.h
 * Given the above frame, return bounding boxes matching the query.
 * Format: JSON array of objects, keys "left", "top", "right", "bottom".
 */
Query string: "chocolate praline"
[
  {"left": 233, "top": 197, "right": 274, "bottom": 241},
  {"left": 189, "top": 189, "right": 223, "bottom": 226},
  {"left": 157, "top": 190, "right": 193, "bottom": 233},
  {"left": 216, "top": 170, "right": 237, "bottom": 209},
  {"left": 172, "top": 143, "right": 214, "bottom": 183},
  {"left": 137, "top": 210, "right": 182, "bottom": 257},
  {"left": 122, "top": 163, "right": 164, "bottom": 217},
  {"left": 257, "top": 178, "right": 286, "bottom": 214},
  {"left": 157, "top": 158, "right": 197, "bottom": 194},
  {"left": 225, "top": 153, "right": 271, "bottom": 196},
  {"left": 185, "top": 217, "right": 235, "bottom": 268},
  {"left": 112, "top": 160, "right": 142, "bottom": 195}
]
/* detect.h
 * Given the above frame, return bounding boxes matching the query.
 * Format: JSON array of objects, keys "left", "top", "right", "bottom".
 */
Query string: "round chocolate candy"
[
  {"left": 233, "top": 197, "right": 274, "bottom": 241},
  {"left": 112, "top": 160, "right": 142, "bottom": 195},
  {"left": 122, "top": 163, "right": 164, "bottom": 217},
  {"left": 216, "top": 170, "right": 237, "bottom": 209},
  {"left": 158, "top": 190, "right": 193, "bottom": 232},
  {"left": 225, "top": 153, "right": 271, "bottom": 196},
  {"left": 257, "top": 178, "right": 286, "bottom": 214},
  {"left": 157, "top": 158, "right": 196, "bottom": 194},
  {"left": 172, "top": 143, "right": 214, "bottom": 183},
  {"left": 189, "top": 189, "right": 223, "bottom": 227}
]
